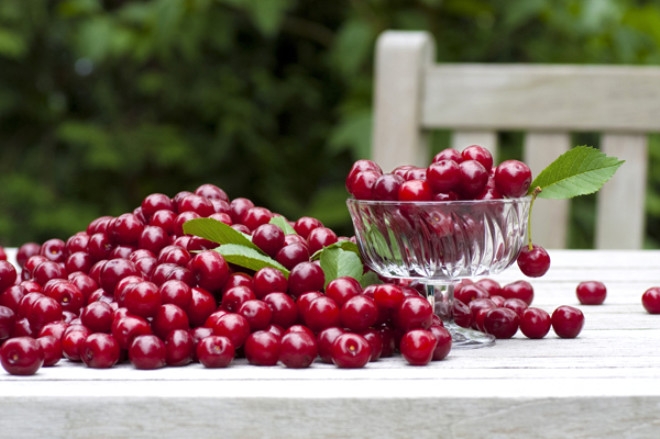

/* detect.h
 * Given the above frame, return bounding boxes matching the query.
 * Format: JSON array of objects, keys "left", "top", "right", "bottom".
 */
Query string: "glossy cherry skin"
[
  {"left": 519, "top": 307, "right": 552, "bottom": 339},
  {"left": 642, "top": 287, "right": 660, "bottom": 314},
  {"left": 576, "top": 281, "right": 607, "bottom": 305},
  {"left": 331, "top": 332, "right": 371, "bottom": 369},
  {"left": 129, "top": 334, "right": 167, "bottom": 370},
  {"left": 429, "top": 325, "right": 452, "bottom": 361},
  {"left": 483, "top": 307, "right": 520, "bottom": 339},
  {"left": 244, "top": 330, "right": 281, "bottom": 366},
  {"left": 494, "top": 159, "right": 532, "bottom": 198},
  {"left": 1, "top": 336, "right": 44, "bottom": 375},
  {"left": 399, "top": 329, "right": 437, "bottom": 366},
  {"left": 517, "top": 245, "right": 551, "bottom": 278},
  {"left": 37, "top": 335, "right": 62, "bottom": 366},
  {"left": 394, "top": 296, "right": 434, "bottom": 331},
  {"left": 551, "top": 305, "right": 584, "bottom": 339},
  {"left": 81, "top": 332, "right": 121, "bottom": 369},
  {"left": 262, "top": 292, "right": 298, "bottom": 329},
  {"left": 501, "top": 280, "right": 534, "bottom": 305},
  {"left": 164, "top": 329, "right": 194, "bottom": 367},
  {"left": 316, "top": 327, "right": 346, "bottom": 363},
  {"left": 279, "top": 330, "right": 318, "bottom": 368},
  {"left": 0, "top": 305, "right": 16, "bottom": 340}
]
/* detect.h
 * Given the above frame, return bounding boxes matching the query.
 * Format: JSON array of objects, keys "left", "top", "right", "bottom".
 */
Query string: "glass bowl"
[{"left": 347, "top": 196, "right": 531, "bottom": 348}]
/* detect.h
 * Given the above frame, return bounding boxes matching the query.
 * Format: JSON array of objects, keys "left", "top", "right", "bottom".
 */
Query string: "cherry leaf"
[
  {"left": 215, "top": 244, "right": 290, "bottom": 278},
  {"left": 529, "top": 146, "right": 624, "bottom": 199},
  {"left": 310, "top": 239, "right": 360, "bottom": 261},
  {"left": 182, "top": 217, "right": 260, "bottom": 251},
  {"left": 319, "top": 247, "right": 364, "bottom": 287},
  {"left": 269, "top": 215, "right": 297, "bottom": 235}
]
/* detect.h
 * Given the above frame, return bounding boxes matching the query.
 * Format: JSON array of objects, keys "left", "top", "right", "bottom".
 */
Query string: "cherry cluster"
[
  {"left": 0, "top": 184, "right": 453, "bottom": 376},
  {"left": 454, "top": 278, "right": 585, "bottom": 340},
  {"left": 345, "top": 146, "right": 551, "bottom": 278}
]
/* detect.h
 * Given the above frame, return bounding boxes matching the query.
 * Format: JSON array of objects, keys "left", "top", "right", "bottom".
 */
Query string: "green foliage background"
[{"left": 1, "top": 0, "right": 660, "bottom": 248}]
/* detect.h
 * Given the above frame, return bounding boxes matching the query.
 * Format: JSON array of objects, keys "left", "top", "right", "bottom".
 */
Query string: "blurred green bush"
[{"left": 1, "top": 0, "right": 659, "bottom": 247}]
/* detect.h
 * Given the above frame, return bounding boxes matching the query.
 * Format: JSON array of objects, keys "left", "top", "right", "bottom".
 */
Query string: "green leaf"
[
  {"left": 319, "top": 247, "right": 364, "bottom": 287},
  {"left": 310, "top": 239, "right": 360, "bottom": 261},
  {"left": 216, "top": 243, "right": 289, "bottom": 278},
  {"left": 529, "top": 146, "right": 625, "bottom": 199},
  {"left": 359, "top": 270, "right": 382, "bottom": 288},
  {"left": 182, "top": 217, "right": 259, "bottom": 250},
  {"left": 269, "top": 215, "right": 296, "bottom": 235}
]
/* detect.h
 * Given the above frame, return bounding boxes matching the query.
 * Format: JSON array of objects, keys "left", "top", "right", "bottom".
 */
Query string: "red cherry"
[
  {"left": 642, "top": 287, "right": 660, "bottom": 314},
  {"left": 399, "top": 329, "right": 437, "bottom": 366},
  {"left": 551, "top": 305, "right": 584, "bottom": 339},
  {"left": 517, "top": 245, "right": 551, "bottom": 277},
  {"left": 331, "top": 332, "right": 371, "bottom": 369},
  {"left": 196, "top": 335, "right": 234, "bottom": 368},
  {"left": 576, "top": 281, "right": 607, "bottom": 305},
  {"left": 519, "top": 307, "right": 551, "bottom": 339},
  {"left": 1, "top": 336, "right": 44, "bottom": 375}
]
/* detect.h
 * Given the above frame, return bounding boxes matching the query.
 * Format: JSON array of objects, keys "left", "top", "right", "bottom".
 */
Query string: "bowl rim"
[{"left": 346, "top": 195, "right": 532, "bottom": 208}]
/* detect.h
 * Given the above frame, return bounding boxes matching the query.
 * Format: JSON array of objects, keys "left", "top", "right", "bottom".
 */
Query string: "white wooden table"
[{"left": 3, "top": 250, "right": 660, "bottom": 439}]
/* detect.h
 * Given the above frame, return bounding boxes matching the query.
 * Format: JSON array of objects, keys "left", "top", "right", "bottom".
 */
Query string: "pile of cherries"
[
  {"left": 0, "top": 183, "right": 454, "bottom": 376},
  {"left": 345, "top": 145, "right": 551, "bottom": 277}
]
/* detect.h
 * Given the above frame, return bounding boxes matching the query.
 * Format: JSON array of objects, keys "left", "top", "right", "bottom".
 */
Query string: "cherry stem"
[{"left": 527, "top": 187, "right": 542, "bottom": 250}]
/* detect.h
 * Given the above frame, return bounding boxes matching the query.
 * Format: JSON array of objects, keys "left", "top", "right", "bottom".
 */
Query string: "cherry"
[
  {"left": 186, "top": 287, "right": 217, "bottom": 327},
  {"left": 164, "top": 329, "right": 194, "bottom": 367},
  {"left": 287, "top": 261, "right": 325, "bottom": 298},
  {"left": 111, "top": 314, "right": 152, "bottom": 350},
  {"left": 398, "top": 179, "right": 433, "bottom": 201},
  {"left": 519, "top": 307, "right": 551, "bottom": 339},
  {"left": 37, "top": 335, "right": 62, "bottom": 366},
  {"left": 81, "top": 332, "right": 121, "bottom": 369},
  {"left": 399, "top": 329, "right": 437, "bottom": 366},
  {"left": 80, "top": 301, "right": 114, "bottom": 333},
  {"left": 359, "top": 328, "right": 384, "bottom": 362},
  {"left": 458, "top": 160, "right": 489, "bottom": 199},
  {"left": 141, "top": 193, "right": 174, "bottom": 220},
  {"left": 325, "top": 276, "right": 362, "bottom": 308},
  {"left": 242, "top": 206, "right": 273, "bottom": 231},
  {"left": 0, "top": 260, "right": 18, "bottom": 292},
  {"left": 1, "top": 336, "right": 44, "bottom": 375},
  {"left": 292, "top": 216, "right": 323, "bottom": 239},
  {"left": 16, "top": 242, "right": 41, "bottom": 269},
  {"left": 427, "top": 159, "right": 461, "bottom": 194},
  {"left": 494, "top": 159, "right": 532, "bottom": 198},
  {"left": 40, "top": 238, "right": 67, "bottom": 263},
  {"left": 372, "top": 173, "right": 404, "bottom": 201},
  {"left": 517, "top": 245, "right": 551, "bottom": 277},
  {"left": 316, "top": 327, "right": 345, "bottom": 363},
  {"left": 159, "top": 279, "right": 192, "bottom": 309},
  {"left": 347, "top": 170, "right": 380, "bottom": 200},
  {"left": 123, "top": 281, "right": 162, "bottom": 319},
  {"left": 210, "top": 313, "right": 250, "bottom": 348},
  {"left": 428, "top": 325, "right": 452, "bottom": 361},
  {"left": 483, "top": 307, "right": 520, "bottom": 339},
  {"left": 61, "top": 324, "right": 91, "bottom": 362},
  {"left": 394, "top": 295, "right": 433, "bottom": 331},
  {"left": 129, "top": 334, "right": 167, "bottom": 369},
  {"left": 252, "top": 267, "right": 288, "bottom": 299},
  {"left": 244, "top": 330, "right": 281, "bottom": 366},
  {"left": 194, "top": 183, "right": 229, "bottom": 202},
  {"left": 576, "top": 281, "right": 607, "bottom": 305},
  {"left": 0, "top": 305, "right": 16, "bottom": 340},
  {"left": 221, "top": 285, "right": 256, "bottom": 313},
  {"left": 501, "top": 280, "right": 534, "bottom": 305},
  {"left": 151, "top": 304, "right": 190, "bottom": 340},
  {"left": 331, "top": 332, "right": 371, "bottom": 369},
  {"left": 302, "top": 296, "right": 340, "bottom": 332},
  {"left": 275, "top": 243, "right": 310, "bottom": 271},
  {"left": 251, "top": 223, "right": 285, "bottom": 258},
  {"left": 279, "top": 330, "right": 318, "bottom": 368},
  {"left": 642, "top": 287, "right": 660, "bottom": 314},
  {"left": 372, "top": 283, "right": 405, "bottom": 310},
  {"left": 262, "top": 292, "right": 298, "bottom": 328},
  {"left": 461, "top": 145, "right": 493, "bottom": 171},
  {"left": 340, "top": 295, "right": 378, "bottom": 332},
  {"left": 237, "top": 299, "right": 273, "bottom": 331},
  {"left": 551, "top": 305, "right": 584, "bottom": 339}
]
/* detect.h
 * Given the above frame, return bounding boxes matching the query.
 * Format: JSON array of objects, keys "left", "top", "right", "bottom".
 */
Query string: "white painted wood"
[
  {"left": 421, "top": 64, "right": 660, "bottom": 131},
  {"left": 372, "top": 31, "right": 435, "bottom": 171},
  {"left": 596, "top": 134, "right": 648, "bottom": 249},
  {"left": 3, "top": 248, "right": 660, "bottom": 439},
  {"left": 523, "top": 133, "right": 571, "bottom": 249},
  {"left": 371, "top": 31, "right": 655, "bottom": 249}
]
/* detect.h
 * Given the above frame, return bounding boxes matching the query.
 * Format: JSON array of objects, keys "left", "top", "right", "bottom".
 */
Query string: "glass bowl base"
[{"left": 445, "top": 323, "right": 495, "bottom": 349}]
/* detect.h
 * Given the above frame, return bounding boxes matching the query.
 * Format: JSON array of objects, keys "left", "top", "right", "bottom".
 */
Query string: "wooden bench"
[{"left": 371, "top": 30, "right": 660, "bottom": 249}]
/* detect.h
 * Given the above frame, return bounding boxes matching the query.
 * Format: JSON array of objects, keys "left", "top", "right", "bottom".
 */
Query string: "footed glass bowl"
[{"left": 347, "top": 197, "right": 531, "bottom": 348}]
